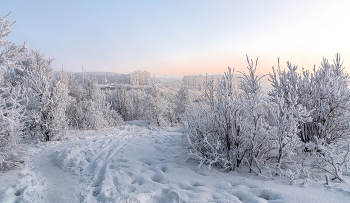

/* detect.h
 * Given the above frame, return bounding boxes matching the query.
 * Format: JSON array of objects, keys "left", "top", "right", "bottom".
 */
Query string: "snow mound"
[{"left": 0, "top": 169, "right": 45, "bottom": 203}]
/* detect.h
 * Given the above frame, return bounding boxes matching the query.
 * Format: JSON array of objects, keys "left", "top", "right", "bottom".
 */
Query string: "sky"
[{"left": 2, "top": 0, "right": 350, "bottom": 76}]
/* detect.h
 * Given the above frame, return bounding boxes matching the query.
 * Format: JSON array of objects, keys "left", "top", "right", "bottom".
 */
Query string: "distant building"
[
  {"left": 129, "top": 70, "right": 150, "bottom": 85},
  {"left": 182, "top": 74, "right": 237, "bottom": 90}
]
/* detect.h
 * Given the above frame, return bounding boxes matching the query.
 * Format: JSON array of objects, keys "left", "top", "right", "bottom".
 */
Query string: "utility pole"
[{"left": 82, "top": 64, "right": 85, "bottom": 84}]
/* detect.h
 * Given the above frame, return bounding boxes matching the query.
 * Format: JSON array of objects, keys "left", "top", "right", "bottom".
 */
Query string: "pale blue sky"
[{"left": 3, "top": 0, "right": 350, "bottom": 76}]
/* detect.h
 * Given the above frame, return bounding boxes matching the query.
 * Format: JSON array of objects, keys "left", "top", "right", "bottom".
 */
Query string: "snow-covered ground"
[{"left": 0, "top": 121, "right": 349, "bottom": 203}]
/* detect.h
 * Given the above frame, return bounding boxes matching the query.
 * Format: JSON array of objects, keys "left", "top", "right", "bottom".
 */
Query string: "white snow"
[{"left": 1, "top": 121, "right": 349, "bottom": 203}]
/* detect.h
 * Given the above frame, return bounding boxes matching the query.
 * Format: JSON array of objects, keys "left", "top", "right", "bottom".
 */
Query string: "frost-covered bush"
[
  {"left": 183, "top": 55, "right": 350, "bottom": 183},
  {"left": 73, "top": 100, "right": 122, "bottom": 130},
  {"left": 125, "top": 89, "right": 148, "bottom": 120},
  {"left": 268, "top": 63, "right": 312, "bottom": 167},
  {"left": 269, "top": 55, "right": 350, "bottom": 145},
  {"left": 183, "top": 59, "right": 277, "bottom": 172},
  {"left": 141, "top": 82, "right": 177, "bottom": 126},
  {"left": 269, "top": 54, "right": 350, "bottom": 182},
  {"left": 238, "top": 57, "right": 273, "bottom": 174},
  {"left": 183, "top": 102, "right": 225, "bottom": 169},
  {"left": 105, "top": 82, "right": 180, "bottom": 127},
  {"left": 183, "top": 68, "right": 245, "bottom": 170},
  {"left": 267, "top": 95, "right": 310, "bottom": 166},
  {"left": 106, "top": 85, "right": 147, "bottom": 121},
  {"left": 67, "top": 79, "right": 123, "bottom": 130}
]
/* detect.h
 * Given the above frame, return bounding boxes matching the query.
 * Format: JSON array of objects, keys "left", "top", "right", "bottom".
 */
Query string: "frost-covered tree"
[
  {"left": 214, "top": 68, "right": 245, "bottom": 169},
  {"left": 48, "top": 71, "right": 69, "bottom": 140},
  {"left": 143, "top": 82, "right": 176, "bottom": 126},
  {"left": 238, "top": 56, "right": 271, "bottom": 174},
  {"left": 3, "top": 48, "right": 70, "bottom": 141},
  {"left": 0, "top": 13, "right": 27, "bottom": 83},
  {"left": 65, "top": 73, "right": 84, "bottom": 127},
  {"left": 0, "top": 13, "right": 26, "bottom": 170},
  {"left": 268, "top": 62, "right": 311, "bottom": 165},
  {"left": 20, "top": 51, "right": 55, "bottom": 141},
  {"left": 0, "top": 86, "right": 25, "bottom": 170},
  {"left": 106, "top": 85, "right": 134, "bottom": 121},
  {"left": 174, "top": 85, "right": 191, "bottom": 122},
  {"left": 66, "top": 72, "right": 84, "bottom": 102},
  {"left": 125, "top": 88, "right": 147, "bottom": 120}
]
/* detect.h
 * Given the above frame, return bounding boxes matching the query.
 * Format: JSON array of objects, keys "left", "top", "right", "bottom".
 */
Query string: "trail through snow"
[
  {"left": 35, "top": 143, "right": 83, "bottom": 203},
  {"left": 1, "top": 121, "right": 153, "bottom": 203},
  {"left": 1, "top": 120, "right": 349, "bottom": 203}
]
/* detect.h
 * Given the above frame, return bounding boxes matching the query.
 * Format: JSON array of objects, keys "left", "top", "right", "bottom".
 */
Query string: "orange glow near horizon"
[{"left": 142, "top": 53, "right": 350, "bottom": 77}]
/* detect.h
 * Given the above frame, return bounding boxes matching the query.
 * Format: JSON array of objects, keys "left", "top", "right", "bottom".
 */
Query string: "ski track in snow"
[{"left": 1, "top": 120, "right": 349, "bottom": 203}]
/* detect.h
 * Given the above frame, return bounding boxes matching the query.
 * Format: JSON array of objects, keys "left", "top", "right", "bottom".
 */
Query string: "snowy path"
[
  {"left": 1, "top": 121, "right": 153, "bottom": 203},
  {"left": 1, "top": 121, "right": 349, "bottom": 203},
  {"left": 35, "top": 144, "right": 83, "bottom": 203},
  {"left": 48, "top": 123, "right": 152, "bottom": 203},
  {"left": 35, "top": 124, "right": 147, "bottom": 203}
]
